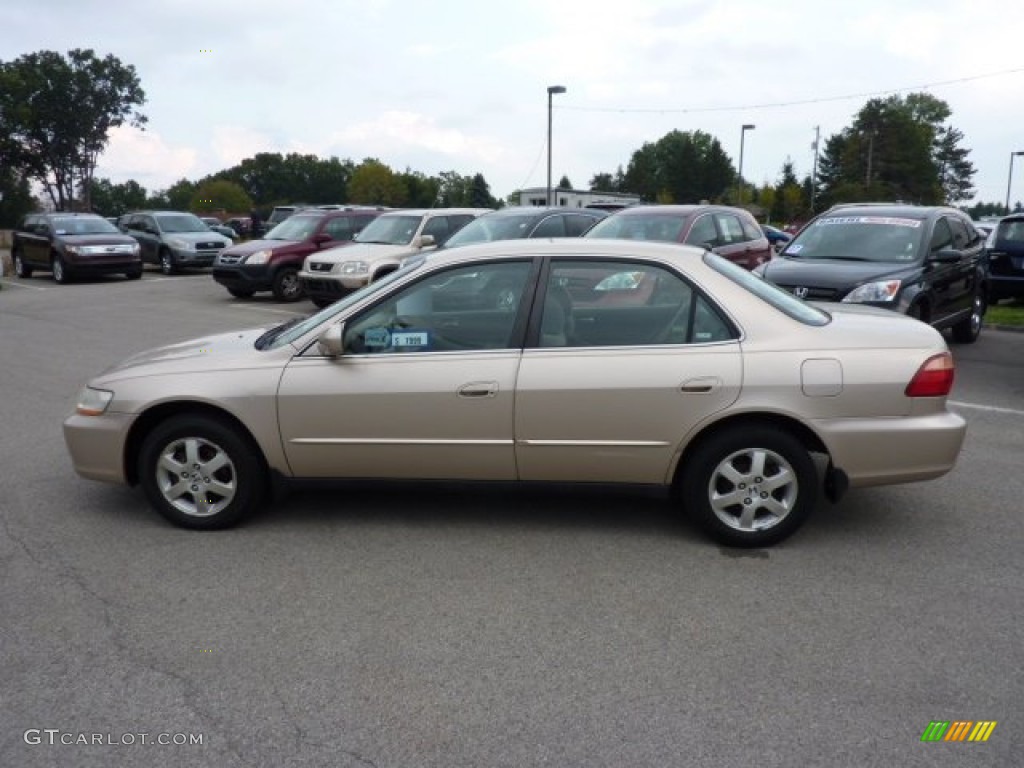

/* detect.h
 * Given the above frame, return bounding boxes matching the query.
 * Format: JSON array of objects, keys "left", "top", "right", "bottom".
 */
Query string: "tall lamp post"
[
  {"left": 546, "top": 85, "right": 567, "bottom": 206},
  {"left": 1006, "top": 150, "right": 1024, "bottom": 213},
  {"left": 737, "top": 124, "right": 755, "bottom": 205}
]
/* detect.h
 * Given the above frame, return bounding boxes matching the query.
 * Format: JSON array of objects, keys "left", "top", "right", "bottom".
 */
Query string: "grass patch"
[{"left": 987, "top": 298, "right": 1024, "bottom": 326}]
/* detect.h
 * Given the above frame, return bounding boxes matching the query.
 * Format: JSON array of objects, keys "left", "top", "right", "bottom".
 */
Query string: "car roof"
[
  {"left": 480, "top": 206, "right": 606, "bottom": 218},
  {"left": 821, "top": 204, "right": 954, "bottom": 219},
  {"left": 608, "top": 204, "right": 741, "bottom": 216},
  {"left": 377, "top": 208, "right": 493, "bottom": 217},
  {"left": 418, "top": 236, "right": 705, "bottom": 269}
]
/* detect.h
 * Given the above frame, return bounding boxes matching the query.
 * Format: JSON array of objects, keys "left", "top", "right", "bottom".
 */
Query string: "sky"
[{"left": 4, "top": 0, "right": 1024, "bottom": 208}]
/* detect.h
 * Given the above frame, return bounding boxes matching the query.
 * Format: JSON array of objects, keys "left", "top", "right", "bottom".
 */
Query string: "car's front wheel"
[
  {"left": 138, "top": 415, "right": 264, "bottom": 530},
  {"left": 951, "top": 290, "right": 985, "bottom": 344},
  {"left": 13, "top": 249, "right": 32, "bottom": 278},
  {"left": 271, "top": 267, "right": 303, "bottom": 301},
  {"left": 682, "top": 425, "right": 818, "bottom": 547},
  {"left": 227, "top": 288, "right": 255, "bottom": 299},
  {"left": 159, "top": 248, "right": 177, "bottom": 275},
  {"left": 310, "top": 297, "right": 333, "bottom": 309},
  {"left": 52, "top": 254, "right": 71, "bottom": 284}
]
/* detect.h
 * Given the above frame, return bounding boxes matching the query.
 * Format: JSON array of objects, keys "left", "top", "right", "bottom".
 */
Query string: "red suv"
[
  {"left": 213, "top": 208, "right": 382, "bottom": 301},
  {"left": 585, "top": 204, "right": 772, "bottom": 270}
]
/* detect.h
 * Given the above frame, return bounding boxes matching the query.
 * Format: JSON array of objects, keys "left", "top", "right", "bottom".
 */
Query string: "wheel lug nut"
[
  {"left": 191, "top": 484, "right": 199, "bottom": 492},
  {"left": 204, "top": 477, "right": 210, "bottom": 483},
  {"left": 181, "top": 471, "right": 188, "bottom": 478},
  {"left": 738, "top": 483, "right": 746, "bottom": 490},
  {"left": 761, "top": 492, "right": 769, "bottom": 499},
  {"left": 755, "top": 477, "right": 763, "bottom": 483},
  {"left": 744, "top": 498, "right": 752, "bottom": 505}
]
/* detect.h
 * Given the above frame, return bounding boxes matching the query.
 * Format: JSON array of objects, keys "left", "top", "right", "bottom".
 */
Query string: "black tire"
[
  {"left": 159, "top": 248, "right": 177, "bottom": 275},
  {"left": 138, "top": 415, "right": 265, "bottom": 530},
  {"left": 311, "top": 296, "right": 333, "bottom": 309},
  {"left": 13, "top": 249, "right": 32, "bottom": 278},
  {"left": 227, "top": 288, "right": 255, "bottom": 299},
  {"left": 681, "top": 425, "right": 818, "bottom": 547},
  {"left": 52, "top": 254, "right": 72, "bottom": 284},
  {"left": 126, "top": 268, "right": 143, "bottom": 280},
  {"left": 951, "top": 290, "right": 985, "bottom": 344},
  {"left": 271, "top": 267, "right": 304, "bottom": 302}
]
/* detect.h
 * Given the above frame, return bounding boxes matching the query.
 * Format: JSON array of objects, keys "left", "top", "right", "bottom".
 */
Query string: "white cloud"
[{"left": 95, "top": 126, "right": 198, "bottom": 189}]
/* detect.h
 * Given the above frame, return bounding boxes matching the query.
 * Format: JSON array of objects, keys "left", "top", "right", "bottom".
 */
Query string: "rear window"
[
  {"left": 782, "top": 215, "right": 925, "bottom": 262},
  {"left": 995, "top": 218, "right": 1024, "bottom": 246},
  {"left": 587, "top": 213, "right": 686, "bottom": 242},
  {"left": 705, "top": 253, "right": 830, "bottom": 326}
]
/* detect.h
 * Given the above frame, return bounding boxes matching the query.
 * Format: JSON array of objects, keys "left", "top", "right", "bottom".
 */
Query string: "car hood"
[
  {"left": 163, "top": 231, "right": 231, "bottom": 246},
  {"left": 222, "top": 238, "right": 300, "bottom": 256},
  {"left": 760, "top": 257, "right": 918, "bottom": 289},
  {"left": 93, "top": 328, "right": 277, "bottom": 382},
  {"left": 308, "top": 241, "right": 419, "bottom": 264},
  {"left": 60, "top": 234, "right": 140, "bottom": 247}
]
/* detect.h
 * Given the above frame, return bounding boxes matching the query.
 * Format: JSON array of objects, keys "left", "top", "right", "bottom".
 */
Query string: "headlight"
[
  {"left": 76, "top": 387, "right": 114, "bottom": 416},
  {"left": 130, "top": 242, "right": 141, "bottom": 256},
  {"left": 245, "top": 250, "right": 272, "bottom": 265},
  {"left": 65, "top": 245, "right": 82, "bottom": 255},
  {"left": 167, "top": 238, "right": 191, "bottom": 250},
  {"left": 842, "top": 280, "right": 901, "bottom": 303},
  {"left": 340, "top": 261, "right": 370, "bottom": 275}
]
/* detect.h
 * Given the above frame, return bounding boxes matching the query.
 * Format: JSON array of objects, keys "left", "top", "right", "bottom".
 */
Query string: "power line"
[{"left": 558, "top": 67, "right": 1024, "bottom": 116}]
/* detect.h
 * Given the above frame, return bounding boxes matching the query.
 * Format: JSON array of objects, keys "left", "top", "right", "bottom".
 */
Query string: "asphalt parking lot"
[{"left": 1, "top": 267, "right": 1021, "bottom": 768}]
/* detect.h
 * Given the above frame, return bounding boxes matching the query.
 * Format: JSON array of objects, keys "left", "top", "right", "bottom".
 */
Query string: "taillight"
[{"left": 905, "top": 352, "right": 955, "bottom": 397}]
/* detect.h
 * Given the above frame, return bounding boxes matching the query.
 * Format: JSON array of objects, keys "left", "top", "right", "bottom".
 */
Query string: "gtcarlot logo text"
[{"left": 24, "top": 729, "right": 203, "bottom": 746}]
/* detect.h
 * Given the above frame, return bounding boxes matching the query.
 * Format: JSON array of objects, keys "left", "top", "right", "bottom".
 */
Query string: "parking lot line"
[
  {"left": 949, "top": 400, "right": 1024, "bottom": 417},
  {"left": 0, "top": 279, "right": 46, "bottom": 291},
  {"left": 228, "top": 304, "right": 307, "bottom": 317}
]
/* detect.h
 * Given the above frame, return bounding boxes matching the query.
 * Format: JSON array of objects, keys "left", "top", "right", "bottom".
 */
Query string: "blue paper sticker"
[{"left": 364, "top": 327, "right": 391, "bottom": 347}]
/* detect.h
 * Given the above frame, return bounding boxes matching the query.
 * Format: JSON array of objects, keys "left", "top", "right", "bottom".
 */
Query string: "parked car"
[
  {"left": 298, "top": 207, "right": 491, "bottom": 307},
  {"left": 442, "top": 206, "right": 607, "bottom": 249},
  {"left": 213, "top": 208, "right": 383, "bottom": 301},
  {"left": 200, "top": 217, "right": 239, "bottom": 241},
  {"left": 762, "top": 224, "right": 792, "bottom": 251},
  {"left": 755, "top": 204, "right": 989, "bottom": 343},
  {"left": 119, "top": 211, "right": 232, "bottom": 275},
  {"left": 12, "top": 212, "right": 142, "bottom": 283},
  {"left": 584, "top": 204, "right": 772, "bottom": 269},
  {"left": 63, "top": 239, "right": 966, "bottom": 547},
  {"left": 986, "top": 212, "right": 1024, "bottom": 300},
  {"left": 224, "top": 217, "right": 251, "bottom": 237}
]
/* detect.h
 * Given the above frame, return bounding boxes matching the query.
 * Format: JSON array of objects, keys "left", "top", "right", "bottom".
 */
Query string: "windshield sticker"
[
  {"left": 391, "top": 330, "right": 430, "bottom": 348},
  {"left": 816, "top": 216, "right": 921, "bottom": 228},
  {"left": 786, "top": 244, "right": 804, "bottom": 254},
  {"left": 364, "top": 327, "right": 391, "bottom": 348}
]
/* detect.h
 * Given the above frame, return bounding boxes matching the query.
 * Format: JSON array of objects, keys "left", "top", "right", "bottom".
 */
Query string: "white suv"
[{"left": 299, "top": 208, "right": 490, "bottom": 307}]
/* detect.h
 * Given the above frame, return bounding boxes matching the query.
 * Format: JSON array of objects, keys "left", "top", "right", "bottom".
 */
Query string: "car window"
[
  {"left": 565, "top": 214, "right": 601, "bottom": 237},
  {"left": 930, "top": 218, "right": 953, "bottom": 252},
  {"left": 531, "top": 215, "right": 567, "bottom": 238},
  {"left": 739, "top": 214, "right": 764, "bottom": 241},
  {"left": 539, "top": 260, "right": 734, "bottom": 347},
  {"left": 421, "top": 216, "right": 450, "bottom": 243},
  {"left": 947, "top": 217, "right": 970, "bottom": 250},
  {"left": 685, "top": 214, "right": 718, "bottom": 248},
  {"left": 323, "top": 217, "right": 354, "bottom": 241},
  {"left": 783, "top": 216, "right": 923, "bottom": 262},
  {"left": 996, "top": 219, "right": 1024, "bottom": 245},
  {"left": 715, "top": 214, "right": 746, "bottom": 245},
  {"left": 342, "top": 261, "right": 533, "bottom": 354}
]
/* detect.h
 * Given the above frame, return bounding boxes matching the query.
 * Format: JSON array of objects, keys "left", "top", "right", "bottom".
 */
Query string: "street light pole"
[
  {"left": 1005, "top": 151, "right": 1024, "bottom": 213},
  {"left": 737, "top": 124, "right": 755, "bottom": 205},
  {"left": 546, "top": 85, "right": 567, "bottom": 207}
]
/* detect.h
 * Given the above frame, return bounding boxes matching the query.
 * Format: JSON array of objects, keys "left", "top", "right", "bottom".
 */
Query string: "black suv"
[
  {"left": 755, "top": 204, "right": 989, "bottom": 343},
  {"left": 12, "top": 213, "right": 142, "bottom": 283},
  {"left": 986, "top": 213, "right": 1024, "bottom": 300}
]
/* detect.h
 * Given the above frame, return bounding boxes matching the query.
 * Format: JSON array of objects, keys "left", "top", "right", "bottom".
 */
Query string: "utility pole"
[{"left": 811, "top": 125, "right": 820, "bottom": 213}]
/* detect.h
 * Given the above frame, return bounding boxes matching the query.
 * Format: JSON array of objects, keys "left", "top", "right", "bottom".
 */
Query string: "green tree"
[
  {"left": 469, "top": 173, "right": 497, "bottom": 208},
  {"left": 557, "top": 175, "right": 573, "bottom": 190},
  {"left": 0, "top": 166, "right": 36, "bottom": 227},
  {"left": 0, "top": 49, "right": 146, "bottom": 211},
  {"left": 190, "top": 179, "right": 252, "bottom": 214},
  {"left": 159, "top": 178, "right": 198, "bottom": 211},
  {"left": 216, "top": 152, "right": 354, "bottom": 206},
  {"left": 88, "top": 178, "right": 148, "bottom": 216},
  {"left": 347, "top": 159, "right": 407, "bottom": 206},
  {"left": 399, "top": 169, "right": 441, "bottom": 208},
  {"left": 623, "top": 130, "right": 734, "bottom": 203},
  {"left": 589, "top": 166, "right": 625, "bottom": 192}
]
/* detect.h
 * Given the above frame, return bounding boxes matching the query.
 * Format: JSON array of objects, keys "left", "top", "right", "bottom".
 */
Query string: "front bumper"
[
  {"left": 297, "top": 270, "right": 360, "bottom": 300},
  {"left": 813, "top": 410, "right": 966, "bottom": 487},
  {"left": 63, "top": 411, "right": 137, "bottom": 485},
  {"left": 172, "top": 248, "right": 219, "bottom": 267},
  {"left": 66, "top": 255, "right": 143, "bottom": 274},
  {"left": 213, "top": 263, "right": 273, "bottom": 292}
]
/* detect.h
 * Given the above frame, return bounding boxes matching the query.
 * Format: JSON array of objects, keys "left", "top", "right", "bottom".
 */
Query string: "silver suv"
[
  {"left": 299, "top": 207, "right": 490, "bottom": 307},
  {"left": 119, "top": 211, "right": 232, "bottom": 275}
]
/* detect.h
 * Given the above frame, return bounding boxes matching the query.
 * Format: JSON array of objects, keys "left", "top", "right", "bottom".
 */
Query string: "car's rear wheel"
[
  {"left": 227, "top": 288, "right": 255, "bottom": 299},
  {"left": 311, "top": 297, "right": 333, "bottom": 309},
  {"left": 126, "top": 268, "right": 143, "bottom": 280},
  {"left": 682, "top": 425, "right": 818, "bottom": 547},
  {"left": 13, "top": 250, "right": 32, "bottom": 278},
  {"left": 159, "top": 248, "right": 177, "bottom": 275},
  {"left": 138, "top": 415, "right": 264, "bottom": 530},
  {"left": 52, "top": 254, "right": 71, "bottom": 284},
  {"left": 951, "top": 290, "right": 985, "bottom": 344},
  {"left": 271, "top": 267, "right": 303, "bottom": 301}
]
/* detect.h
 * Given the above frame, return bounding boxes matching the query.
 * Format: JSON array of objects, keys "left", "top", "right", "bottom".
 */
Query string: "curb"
[{"left": 984, "top": 323, "right": 1024, "bottom": 333}]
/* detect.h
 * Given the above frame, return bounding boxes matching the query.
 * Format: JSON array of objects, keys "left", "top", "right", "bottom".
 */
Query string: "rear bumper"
[
  {"left": 989, "top": 274, "right": 1024, "bottom": 300},
  {"left": 813, "top": 410, "right": 966, "bottom": 487}
]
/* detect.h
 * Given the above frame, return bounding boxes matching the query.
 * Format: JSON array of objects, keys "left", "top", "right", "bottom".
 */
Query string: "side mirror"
[
  {"left": 414, "top": 234, "right": 436, "bottom": 249},
  {"left": 317, "top": 323, "right": 346, "bottom": 357},
  {"left": 930, "top": 248, "right": 961, "bottom": 263},
  {"left": 312, "top": 233, "right": 332, "bottom": 245}
]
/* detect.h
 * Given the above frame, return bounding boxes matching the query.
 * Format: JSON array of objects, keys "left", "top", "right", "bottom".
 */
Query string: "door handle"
[
  {"left": 681, "top": 376, "right": 721, "bottom": 393},
  {"left": 458, "top": 381, "right": 498, "bottom": 398}
]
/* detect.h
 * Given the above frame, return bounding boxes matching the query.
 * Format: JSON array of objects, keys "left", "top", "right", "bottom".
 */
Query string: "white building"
[{"left": 518, "top": 187, "right": 641, "bottom": 210}]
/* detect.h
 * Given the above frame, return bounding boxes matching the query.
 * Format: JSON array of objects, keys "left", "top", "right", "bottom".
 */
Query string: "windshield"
[
  {"left": 354, "top": 215, "right": 423, "bottom": 245},
  {"left": 444, "top": 214, "right": 538, "bottom": 247},
  {"left": 586, "top": 213, "right": 685, "bottom": 242},
  {"left": 258, "top": 256, "right": 427, "bottom": 350},
  {"left": 51, "top": 216, "right": 119, "bottom": 235},
  {"left": 705, "top": 252, "right": 830, "bottom": 326},
  {"left": 263, "top": 215, "right": 322, "bottom": 241},
  {"left": 155, "top": 213, "right": 209, "bottom": 233},
  {"left": 994, "top": 218, "right": 1024, "bottom": 248},
  {"left": 781, "top": 216, "right": 924, "bottom": 262}
]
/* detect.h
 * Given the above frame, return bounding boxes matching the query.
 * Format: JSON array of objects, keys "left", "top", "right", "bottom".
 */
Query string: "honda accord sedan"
[{"left": 63, "top": 240, "right": 966, "bottom": 547}]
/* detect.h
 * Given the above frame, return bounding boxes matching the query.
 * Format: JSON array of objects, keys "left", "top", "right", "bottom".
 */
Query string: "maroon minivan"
[
  {"left": 585, "top": 204, "right": 772, "bottom": 270},
  {"left": 212, "top": 208, "right": 383, "bottom": 301}
]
